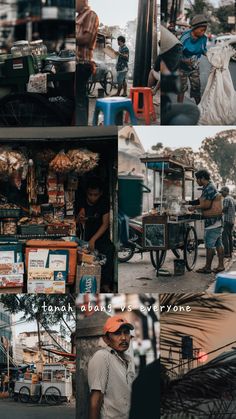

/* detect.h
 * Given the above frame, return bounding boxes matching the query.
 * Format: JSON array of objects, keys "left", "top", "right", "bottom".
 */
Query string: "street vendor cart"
[
  {"left": 140, "top": 156, "right": 205, "bottom": 274},
  {"left": 41, "top": 364, "right": 73, "bottom": 405},
  {"left": 0, "top": 46, "right": 75, "bottom": 126},
  {"left": 14, "top": 364, "right": 73, "bottom": 405}
]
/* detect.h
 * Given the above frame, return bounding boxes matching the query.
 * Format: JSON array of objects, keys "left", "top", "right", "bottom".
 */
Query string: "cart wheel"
[
  {"left": 19, "top": 386, "right": 30, "bottom": 403},
  {"left": 0, "top": 93, "right": 68, "bottom": 126},
  {"left": 118, "top": 246, "right": 134, "bottom": 263},
  {"left": 87, "top": 82, "right": 96, "bottom": 94},
  {"left": 101, "top": 70, "right": 113, "bottom": 95},
  {"left": 44, "top": 386, "right": 62, "bottom": 405},
  {"left": 184, "top": 226, "right": 198, "bottom": 271},
  {"left": 150, "top": 250, "right": 167, "bottom": 270},
  {"left": 172, "top": 249, "right": 181, "bottom": 259},
  {"left": 30, "top": 388, "right": 41, "bottom": 404}
]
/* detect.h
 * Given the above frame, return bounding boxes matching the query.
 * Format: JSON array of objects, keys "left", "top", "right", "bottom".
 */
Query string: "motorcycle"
[{"left": 118, "top": 218, "right": 167, "bottom": 269}]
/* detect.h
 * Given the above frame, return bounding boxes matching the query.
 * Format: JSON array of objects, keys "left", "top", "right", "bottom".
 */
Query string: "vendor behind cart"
[
  {"left": 188, "top": 169, "right": 224, "bottom": 274},
  {"left": 77, "top": 177, "right": 115, "bottom": 291}
]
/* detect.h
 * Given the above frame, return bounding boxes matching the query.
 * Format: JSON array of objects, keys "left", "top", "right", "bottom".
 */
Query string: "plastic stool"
[
  {"left": 125, "top": 87, "right": 156, "bottom": 125},
  {"left": 93, "top": 97, "right": 137, "bottom": 126}
]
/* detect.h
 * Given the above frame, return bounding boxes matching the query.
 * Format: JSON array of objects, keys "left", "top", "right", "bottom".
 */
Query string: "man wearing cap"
[
  {"left": 88, "top": 315, "right": 135, "bottom": 419},
  {"left": 178, "top": 15, "right": 208, "bottom": 105},
  {"left": 188, "top": 169, "right": 224, "bottom": 274},
  {"left": 220, "top": 186, "right": 235, "bottom": 258}
]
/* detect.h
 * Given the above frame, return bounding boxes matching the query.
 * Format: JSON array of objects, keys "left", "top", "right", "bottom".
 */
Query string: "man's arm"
[
  {"left": 189, "top": 198, "right": 212, "bottom": 212},
  {"left": 89, "top": 212, "right": 110, "bottom": 251},
  {"left": 88, "top": 390, "right": 104, "bottom": 419}
]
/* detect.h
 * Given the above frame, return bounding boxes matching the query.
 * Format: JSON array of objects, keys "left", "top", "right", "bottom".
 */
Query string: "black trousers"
[
  {"left": 96, "top": 240, "right": 115, "bottom": 288},
  {"left": 75, "top": 63, "right": 93, "bottom": 126},
  {"left": 222, "top": 221, "right": 234, "bottom": 256}
]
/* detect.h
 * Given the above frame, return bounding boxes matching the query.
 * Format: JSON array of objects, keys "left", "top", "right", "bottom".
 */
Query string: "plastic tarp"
[{"left": 199, "top": 45, "right": 236, "bottom": 125}]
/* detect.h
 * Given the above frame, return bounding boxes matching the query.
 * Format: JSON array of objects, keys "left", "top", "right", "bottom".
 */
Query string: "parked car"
[{"left": 214, "top": 271, "right": 236, "bottom": 293}]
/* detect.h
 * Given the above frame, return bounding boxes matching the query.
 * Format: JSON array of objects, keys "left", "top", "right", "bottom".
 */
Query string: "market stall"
[
  {"left": 140, "top": 155, "right": 205, "bottom": 275},
  {"left": 0, "top": 127, "right": 117, "bottom": 293},
  {"left": 0, "top": 40, "right": 75, "bottom": 126}
]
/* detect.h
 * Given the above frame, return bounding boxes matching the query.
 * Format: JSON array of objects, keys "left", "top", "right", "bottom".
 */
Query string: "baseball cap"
[
  {"left": 220, "top": 186, "right": 229, "bottom": 194},
  {"left": 103, "top": 315, "right": 134, "bottom": 334}
]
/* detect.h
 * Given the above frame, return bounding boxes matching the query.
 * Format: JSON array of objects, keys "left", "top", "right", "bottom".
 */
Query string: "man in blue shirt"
[
  {"left": 178, "top": 15, "right": 208, "bottom": 105},
  {"left": 113, "top": 36, "right": 129, "bottom": 97}
]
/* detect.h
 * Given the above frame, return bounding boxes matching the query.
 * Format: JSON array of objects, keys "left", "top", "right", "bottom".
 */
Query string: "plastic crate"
[
  {"left": 0, "top": 208, "right": 21, "bottom": 218},
  {"left": 19, "top": 224, "right": 46, "bottom": 235}
]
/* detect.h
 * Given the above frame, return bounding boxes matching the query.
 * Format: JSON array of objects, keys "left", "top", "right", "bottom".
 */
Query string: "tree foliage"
[
  {"left": 201, "top": 130, "right": 236, "bottom": 184},
  {"left": 0, "top": 294, "right": 76, "bottom": 347},
  {"left": 216, "top": 4, "right": 235, "bottom": 33}
]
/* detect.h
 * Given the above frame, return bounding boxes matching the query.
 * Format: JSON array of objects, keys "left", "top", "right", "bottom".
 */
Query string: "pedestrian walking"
[
  {"left": 113, "top": 36, "right": 129, "bottom": 97},
  {"left": 220, "top": 186, "right": 235, "bottom": 258},
  {"left": 76, "top": 0, "right": 99, "bottom": 125},
  {"left": 178, "top": 15, "right": 208, "bottom": 105},
  {"left": 87, "top": 315, "right": 135, "bottom": 419}
]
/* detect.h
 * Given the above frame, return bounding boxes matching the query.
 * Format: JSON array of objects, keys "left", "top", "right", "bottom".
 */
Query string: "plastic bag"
[{"left": 199, "top": 45, "right": 236, "bottom": 125}]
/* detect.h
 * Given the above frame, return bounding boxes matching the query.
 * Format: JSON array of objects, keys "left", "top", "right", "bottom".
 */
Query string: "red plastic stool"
[{"left": 125, "top": 87, "right": 156, "bottom": 125}]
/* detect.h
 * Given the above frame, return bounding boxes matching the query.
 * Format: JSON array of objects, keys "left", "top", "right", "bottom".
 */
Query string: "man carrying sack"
[{"left": 188, "top": 169, "right": 224, "bottom": 274}]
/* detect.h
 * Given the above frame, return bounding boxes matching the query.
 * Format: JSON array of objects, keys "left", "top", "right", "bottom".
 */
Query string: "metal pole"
[
  {"left": 7, "top": 342, "right": 9, "bottom": 381},
  {"left": 133, "top": 0, "right": 153, "bottom": 86}
]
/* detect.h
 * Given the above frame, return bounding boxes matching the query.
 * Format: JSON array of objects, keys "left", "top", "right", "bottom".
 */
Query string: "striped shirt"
[
  {"left": 76, "top": 6, "right": 99, "bottom": 62},
  {"left": 223, "top": 195, "right": 236, "bottom": 224}
]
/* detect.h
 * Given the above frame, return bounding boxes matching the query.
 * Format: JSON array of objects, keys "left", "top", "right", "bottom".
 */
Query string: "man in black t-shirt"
[{"left": 78, "top": 178, "right": 115, "bottom": 291}]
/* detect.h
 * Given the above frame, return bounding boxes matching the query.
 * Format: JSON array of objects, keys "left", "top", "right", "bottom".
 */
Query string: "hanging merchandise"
[
  {"left": 27, "top": 159, "right": 37, "bottom": 203},
  {"left": 0, "top": 147, "right": 28, "bottom": 178},
  {"left": 199, "top": 45, "right": 236, "bottom": 125},
  {"left": 67, "top": 149, "right": 99, "bottom": 174},
  {"left": 49, "top": 150, "right": 74, "bottom": 173}
]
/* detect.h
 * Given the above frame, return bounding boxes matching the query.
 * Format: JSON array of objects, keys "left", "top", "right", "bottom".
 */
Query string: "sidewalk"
[
  {"left": 206, "top": 253, "right": 236, "bottom": 293},
  {"left": 88, "top": 83, "right": 160, "bottom": 126}
]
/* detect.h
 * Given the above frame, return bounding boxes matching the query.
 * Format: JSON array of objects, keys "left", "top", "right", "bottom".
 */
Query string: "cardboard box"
[
  {"left": 0, "top": 262, "right": 24, "bottom": 275},
  {"left": 28, "top": 280, "right": 65, "bottom": 294},
  {"left": 0, "top": 274, "right": 24, "bottom": 287},
  {"left": 77, "top": 264, "right": 101, "bottom": 293}
]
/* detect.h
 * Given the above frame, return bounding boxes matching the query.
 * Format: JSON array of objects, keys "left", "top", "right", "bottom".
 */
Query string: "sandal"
[
  {"left": 213, "top": 267, "right": 225, "bottom": 273},
  {"left": 196, "top": 267, "right": 212, "bottom": 274}
]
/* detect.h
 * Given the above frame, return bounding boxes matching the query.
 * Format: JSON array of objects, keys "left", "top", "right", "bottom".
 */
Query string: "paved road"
[
  {"left": 0, "top": 400, "right": 75, "bottom": 419},
  {"left": 118, "top": 246, "right": 235, "bottom": 294},
  {"left": 169, "top": 48, "right": 236, "bottom": 124}
]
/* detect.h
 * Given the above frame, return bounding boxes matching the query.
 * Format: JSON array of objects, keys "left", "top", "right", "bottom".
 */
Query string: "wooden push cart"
[
  {"left": 140, "top": 156, "right": 204, "bottom": 274},
  {"left": 14, "top": 364, "right": 73, "bottom": 405}
]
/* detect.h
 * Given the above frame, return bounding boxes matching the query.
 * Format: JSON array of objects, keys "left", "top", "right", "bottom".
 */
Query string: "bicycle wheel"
[
  {"left": 19, "top": 386, "right": 30, "bottom": 403},
  {"left": 44, "top": 386, "right": 61, "bottom": 405},
  {"left": 102, "top": 70, "right": 113, "bottom": 95},
  {"left": 0, "top": 93, "right": 68, "bottom": 126},
  {"left": 184, "top": 226, "right": 198, "bottom": 271},
  {"left": 150, "top": 250, "right": 167, "bottom": 270}
]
